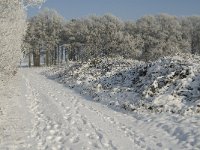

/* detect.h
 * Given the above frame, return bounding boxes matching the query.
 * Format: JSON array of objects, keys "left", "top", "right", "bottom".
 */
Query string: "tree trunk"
[
  {"left": 64, "top": 48, "right": 68, "bottom": 63},
  {"left": 54, "top": 46, "right": 57, "bottom": 65},
  {"left": 33, "top": 53, "right": 36, "bottom": 66},
  {"left": 36, "top": 55, "right": 40, "bottom": 66},
  {"left": 33, "top": 50, "right": 40, "bottom": 67},
  {"left": 57, "top": 45, "right": 60, "bottom": 64},
  {"left": 35, "top": 54, "right": 40, "bottom": 66},
  {"left": 28, "top": 52, "right": 31, "bottom": 67},
  {"left": 46, "top": 50, "right": 49, "bottom": 66},
  {"left": 61, "top": 46, "right": 63, "bottom": 63}
]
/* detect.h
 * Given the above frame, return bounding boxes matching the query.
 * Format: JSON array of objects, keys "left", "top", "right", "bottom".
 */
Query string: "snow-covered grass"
[{"left": 43, "top": 55, "right": 200, "bottom": 115}]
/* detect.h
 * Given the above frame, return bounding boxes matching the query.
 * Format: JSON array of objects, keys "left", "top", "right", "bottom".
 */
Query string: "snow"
[
  {"left": 0, "top": 58, "right": 200, "bottom": 149},
  {"left": 43, "top": 55, "right": 200, "bottom": 115}
]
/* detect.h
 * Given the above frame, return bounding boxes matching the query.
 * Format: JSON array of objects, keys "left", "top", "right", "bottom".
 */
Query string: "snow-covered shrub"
[{"left": 44, "top": 54, "right": 200, "bottom": 115}]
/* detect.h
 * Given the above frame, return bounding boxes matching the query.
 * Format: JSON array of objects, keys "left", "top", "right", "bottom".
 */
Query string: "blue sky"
[{"left": 28, "top": 0, "right": 200, "bottom": 20}]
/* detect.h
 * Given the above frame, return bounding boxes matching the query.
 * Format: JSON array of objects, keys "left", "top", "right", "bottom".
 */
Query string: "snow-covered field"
[{"left": 0, "top": 57, "right": 200, "bottom": 149}]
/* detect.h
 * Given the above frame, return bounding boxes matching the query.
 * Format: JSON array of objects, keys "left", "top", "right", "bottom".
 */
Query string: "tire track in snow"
[
  {"left": 23, "top": 75, "right": 71, "bottom": 150},
  {"left": 75, "top": 100, "right": 186, "bottom": 150},
  {"left": 44, "top": 85, "right": 144, "bottom": 149},
  {"left": 47, "top": 90, "right": 119, "bottom": 150},
  {"left": 24, "top": 70, "right": 121, "bottom": 150},
  {"left": 0, "top": 73, "right": 35, "bottom": 149},
  {"left": 44, "top": 84, "right": 185, "bottom": 150}
]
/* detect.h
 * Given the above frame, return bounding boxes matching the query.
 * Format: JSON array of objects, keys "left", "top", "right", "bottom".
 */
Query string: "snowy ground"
[{"left": 0, "top": 68, "right": 200, "bottom": 150}]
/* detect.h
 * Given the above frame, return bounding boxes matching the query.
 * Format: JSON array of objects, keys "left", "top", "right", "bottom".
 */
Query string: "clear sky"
[{"left": 27, "top": 0, "right": 200, "bottom": 21}]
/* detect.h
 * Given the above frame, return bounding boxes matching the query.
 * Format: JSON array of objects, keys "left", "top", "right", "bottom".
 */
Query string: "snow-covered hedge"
[{"left": 43, "top": 55, "right": 200, "bottom": 115}]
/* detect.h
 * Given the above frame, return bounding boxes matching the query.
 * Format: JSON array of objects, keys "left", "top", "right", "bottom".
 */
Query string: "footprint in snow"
[
  {"left": 46, "top": 125, "right": 52, "bottom": 130},
  {"left": 49, "top": 130, "right": 57, "bottom": 135},
  {"left": 55, "top": 136, "right": 63, "bottom": 143},
  {"left": 156, "top": 143, "right": 163, "bottom": 147},
  {"left": 70, "top": 136, "right": 80, "bottom": 143},
  {"left": 37, "top": 141, "right": 45, "bottom": 147},
  {"left": 65, "top": 107, "right": 70, "bottom": 111},
  {"left": 77, "top": 126, "right": 83, "bottom": 131},
  {"left": 70, "top": 120, "right": 76, "bottom": 126},
  {"left": 46, "top": 135, "right": 53, "bottom": 141},
  {"left": 86, "top": 133, "right": 96, "bottom": 140},
  {"left": 103, "top": 140, "right": 115, "bottom": 149},
  {"left": 53, "top": 124, "right": 60, "bottom": 129},
  {"left": 87, "top": 122, "right": 94, "bottom": 128},
  {"left": 63, "top": 129, "right": 71, "bottom": 136},
  {"left": 75, "top": 110, "right": 79, "bottom": 115},
  {"left": 52, "top": 145, "right": 63, "bottom": 150},
  {"left": 81, "top": 118, "right": 87, "bottom": 125},
  {"left": 64, "top": 116, "right": 72, "bottom": 122},
  {"left": 64, "top": 109, "right": 69, "bottom": 113},
  {"left": 88, "top": 141, "right": 100, "bottom": 148},
  {"left": 60, "top": 102, "right": 65, "bottom": 107},
  {"left": 107, "top": 117, "right": 115, "bottom": 124}
]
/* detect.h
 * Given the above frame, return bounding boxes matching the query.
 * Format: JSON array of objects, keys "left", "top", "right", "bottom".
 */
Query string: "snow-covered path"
[{"left": 0, "top": 68, "right": 200, "bottom": 150}]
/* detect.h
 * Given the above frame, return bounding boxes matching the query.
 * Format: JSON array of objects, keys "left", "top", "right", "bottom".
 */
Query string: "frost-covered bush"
[{"left": 44, "top": 54, "right": 200, "bottom": 115}]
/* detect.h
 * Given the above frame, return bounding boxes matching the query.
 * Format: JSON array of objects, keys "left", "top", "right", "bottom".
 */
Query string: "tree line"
[{"left": 23, "top": 8, "right": 200, "bottom": 67}]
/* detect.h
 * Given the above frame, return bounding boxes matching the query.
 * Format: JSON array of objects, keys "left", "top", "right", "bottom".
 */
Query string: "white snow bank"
[{"left": 43, "top": 55, "right": 200, "bottom": 115}]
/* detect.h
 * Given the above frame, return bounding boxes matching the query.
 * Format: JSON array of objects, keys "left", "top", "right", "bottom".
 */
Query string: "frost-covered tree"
[
  {"left": 61, "top": 18, "right": 89, "bottom": 61},
  {"left": 136, "top": 14, "right": 188, "bottom": 61},
  {"left": 184, "top": 16, "right": 200, "bottom": 54},
  {"left": 62, "top": 14, "right": 140, "bottom": 61},
  {"left": 192, "top": 22, "right": 200, "bottom": 54},
  {"left": 23, "top": 0, "right": 46, "bottom": 7},
  {"left": 178, "top": 16, "right": 200, "bottom": 55},
  {"left": 24, "top": 8, "right": 64, "bottom": 66},
  {"left": 0, "top": 1, "right": 25, "bottom": 81},
  {"left": 92, "top": 14, "right": 125, "bottom": 57},
  {"left": 0, "top": 0, "right": 45, "bottom": 85},
  {"left": 41, "top": 9, "right": 64, "bottom": 65}
]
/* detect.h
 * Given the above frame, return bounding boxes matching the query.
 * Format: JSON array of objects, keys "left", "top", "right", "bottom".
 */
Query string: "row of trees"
[{"left": 24, "top": 9, "right": 200, "bottom": 66}]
